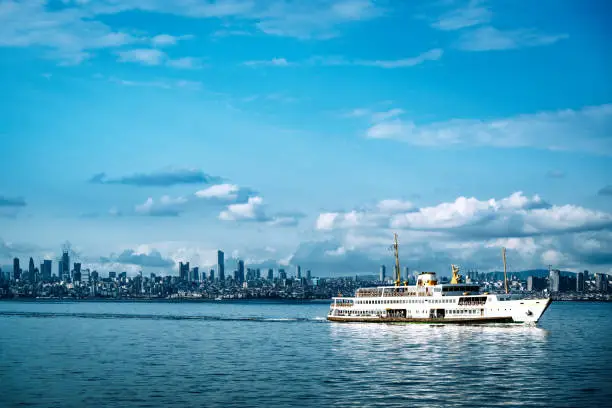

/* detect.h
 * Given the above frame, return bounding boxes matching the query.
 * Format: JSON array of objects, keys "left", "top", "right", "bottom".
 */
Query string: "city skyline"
[{"left": 1, "top": 0, "right": 612, "bottom": 276}]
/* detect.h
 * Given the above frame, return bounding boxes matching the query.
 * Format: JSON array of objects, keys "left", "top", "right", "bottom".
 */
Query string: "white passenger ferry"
[{"left": 328, "top": 234, "right": 551, "bottom": 325}]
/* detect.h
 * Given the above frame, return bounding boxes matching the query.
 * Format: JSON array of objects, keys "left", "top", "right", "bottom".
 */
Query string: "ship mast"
[
  {"left": 393, "top": 233, "right": 401, "bottom": 287},
  {"left": 502, "top": 247, "right": 508, "bottom": 294}
]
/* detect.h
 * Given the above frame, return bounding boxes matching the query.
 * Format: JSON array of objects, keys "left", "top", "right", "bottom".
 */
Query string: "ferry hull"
[{"left": 327, "top": 316, "right": 514, "bottom": 324}]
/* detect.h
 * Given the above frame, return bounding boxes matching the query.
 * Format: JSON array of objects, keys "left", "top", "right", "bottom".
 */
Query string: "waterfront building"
[
  {"left": 527, "top": 276, "right": 547, "bottom": 291},
  {"left": 267, "top": 268, "right": 274, "bottom": 281},
  {"left": 209, "top": 269, "right": 215, "bottom": 281},
  {"left": 297, "top": 265, "right": 301, "bottom": 279},
  {"left": 307, "top": 269, "right": 312, "bottom": 280},
  {"left": 379, "top": 265, "right": 386, "bottom": 282}
]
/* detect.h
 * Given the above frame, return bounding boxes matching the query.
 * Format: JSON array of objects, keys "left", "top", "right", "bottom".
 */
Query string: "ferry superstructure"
[{"left": 327, "top": 234, "right": 551, "bottom": 324}]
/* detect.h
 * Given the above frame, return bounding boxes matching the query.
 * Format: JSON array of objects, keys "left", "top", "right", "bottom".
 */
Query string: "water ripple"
[{"left": 0, "top": 301, "right": 610, "bottom": 408}]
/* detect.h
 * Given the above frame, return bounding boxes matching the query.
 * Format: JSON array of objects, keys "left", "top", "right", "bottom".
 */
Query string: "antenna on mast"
[
  {"left": 393, "top": 233, "right": 401, "bottom": 287},
  {"left": 502, "top": 247, "right": 508, "bottom": 294}
]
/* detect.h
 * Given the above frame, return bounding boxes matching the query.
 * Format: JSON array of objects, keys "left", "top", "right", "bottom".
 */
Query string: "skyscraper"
[
  {"left": 296, "top": 265, "right": 301, "bottom": 279},
  {"left": 61, "top": 250, "right": 70, "bottom": 281},
  {"left": 404, "top": 266, "right": 410, "bottom": 282},
  {"left": 179, "top": 262, "right": 189, "bottom": 281},
  {"left": 380, "top": 265, "right": 386, "bottom": 282},
  {"left": 306, "top": 270, "right": 311, "bottom": 280},
  {"left": 73, "top": 262, "right": 81, "bottom": 281},
  {"left": 13, "top": 258, "right": 20, "bottom": 280},
  {"left": 42, "top": 260, "right": 52, "bottom": 281},
  {"left": 217, "top": 250, "right": 225, "bottom": 282},
  {"left": 28, "top": 257, "right": 35, "bottom": 282},
  {"left": 267, "top": 268, "right": 274, "bottom": 281},
  {"left": 191, "top": 267, "right": 199, "bottom": 282},
  {"left": 237, "top": 260, "right": 245, "bottom": 283}
]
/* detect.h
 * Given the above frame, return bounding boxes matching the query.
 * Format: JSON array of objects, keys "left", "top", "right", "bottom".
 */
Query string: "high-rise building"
[
  {"left": 61, "top": 250, "right": 70, "bottom": 281},
  {"left": 13, "top": 257, "right": 20, "bottom": 280},
  {"left": 179, "top": 262, "right": 189, "bottom": 281},
  {"left": 379, "top": 265, "right": 386, "bottom": 282},
  {"left": 28, "top": 257, "right": 36, "bottom": 282},
  {"left": 256, "top": 268, "right": 261, "bottom": 279},
  {"left": 73, "top": 262, "right": 81, "bottom": 281},
  {"left": 306, "top": 269, "right": 312, "bottom": 280},
  {"left": 596, "top": 273, "right": 609, "bottom": 292},
  {"left": 279, "top": 269, "right": 287, "bottom": 280},
  {"left": 217, "top": 250, "right": 225, "bottom": 282},
  {"left": 109, "top": 271, "right": 117, "bottom": 279},
  {"left": 296, "top": 265, "right": 301, "bottom": 279},
  {"left": 583, "top": 270, "right": 589, "bottom": 281},
  {"left": 267, "top": 268, "right": 274, "bottom": 281},
  {"left": 404, "top": 266, "right": 410, "bottom": 282},
  {"left": 191, "top": 267, "right": 199, "bottom": 282},
  {"left": 237, "top": 260, "right": 245, "bottom": 283},
  {"left": 576, "top": 272, "right": 585, "bottom": 292},
  {"left": 42, "top": 260, "right": 52, "bottom": 281},
  {"left": 549, "top": 269, "right": 560, "bottom": 292},
  {"left": 209, "top": 269, "right": 215, "bottom": 281}
]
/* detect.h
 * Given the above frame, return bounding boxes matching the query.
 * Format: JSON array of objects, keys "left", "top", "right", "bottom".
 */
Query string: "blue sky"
[{"left": 1, "top": 0, "right": 611, "bottom": 276}]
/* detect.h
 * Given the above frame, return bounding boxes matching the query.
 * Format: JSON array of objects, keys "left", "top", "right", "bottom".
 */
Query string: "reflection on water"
[
  {"left": 0, "top": 301, "right": 610, "bottom": 408},
  {"left": 328, "top": 323, "right": 552, "bottom": 406}
]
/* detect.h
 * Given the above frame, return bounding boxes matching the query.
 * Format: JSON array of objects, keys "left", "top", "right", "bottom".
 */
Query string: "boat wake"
[{"left": 0, "top": 311, "right": 329, "bottom": 323}]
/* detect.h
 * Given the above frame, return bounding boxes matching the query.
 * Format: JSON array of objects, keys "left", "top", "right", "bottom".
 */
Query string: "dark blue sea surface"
[{"left": 1, "top": 300, "right": 611, "bottom": 408}]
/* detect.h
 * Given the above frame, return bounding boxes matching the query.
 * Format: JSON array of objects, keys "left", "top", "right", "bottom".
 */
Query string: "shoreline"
[{"left": 0, "top": 297, "right": 333, "bottom": 304}]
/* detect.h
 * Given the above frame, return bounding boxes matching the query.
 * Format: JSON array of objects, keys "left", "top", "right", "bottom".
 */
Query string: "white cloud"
[
  {"left": 376, "top": 199, "right": 416, "bottom": 214},
  {"left": 0, "top": 0, "right": 385, "bottom": 64},
  {"left": 107, "top": 76, "right": 201, "bottom": 90},
  {"left": 316, "top": 191, "right": 612, "bottom": 243},
  {"left": 243, "top": 49, "right": 443, "bottom": 69},
  {"left": 195, "top": 184, "right": 240, "bottom": 200},
  {"left": 166, "top": 57, "right": 203, "bottom": 69},
  {"left": 134, "top": 195, "right": 187, "bottom": 217},
  {"left": 243, "top": 57, "right": 292, "bottom": 67},
  {"left": 456, "top": 26, "right": 568, "bottom": 51},
  {"left": 117, "top": 48, "right": 166, "bottom": 65},
  {"left": 219, "top": 196, "right": 303, "bottom": 227},
  {"left": 0, "top": 1, "right": 137, "bottom": 64},
  {"left": 358, "top": 104, "right": 612, "bottom": 155},
  {"left": 219, "top": 196, "right": 266, "bottom": 221},
  {"left": 254, "top": 0, "right": 384, "bottom": 39},
  {"left": 151, "top": 34, "right": 193, "bottom": 47},
  {"left": 354, "top": 48, "right": 443, "bottom": 68},
  {"left": 431, "top": 0, "right": 492, "bottom": 31}
]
